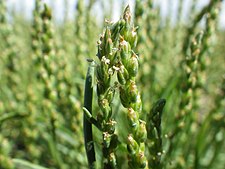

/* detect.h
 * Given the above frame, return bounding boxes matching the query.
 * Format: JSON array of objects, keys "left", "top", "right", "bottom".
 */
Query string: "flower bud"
[
  {"left": 111, "top": 20, "right": 122, "bottom": 41},
  {"left": 129, "top": 27, "right": 138, "bottom": 48},
  {"left": 123, "top": 5, "right": 131, "bottom": 24},
  {"left": 127, "top": 134, "right": 139, "bottom": 155},
  {"left": 117, "top": 65, "right": 129, "bottom": 85},
  {"left": 126, "top": 80, "right": 139, "bottom": 103},
  {"left": 109, "top": 153, "right": 117, "bottom": 168},
  {"left": 120, "top": 38, "right": 131, "bottom": 64},
  {"left": 106, "top": 38, "right": 114, "bottom": 61},
  {"left": 127, "top": 108, "right": 139, "bottom": 131},
  {"left": 126, "top": 53, "right": 139, "bottom": 77},
  {"left": 104, "top": 27, "right": 111, "bottom": 43},
  {"left": 101, "top": 56, "right": 110, "bottom": 74},
  {"left": 97, "top": 40, "right": 103, "bottom": 59},
  {"left": 119, "top": 86, "right": 130, "bottom": 108},
  {"left": 99, "top": 99, "right": 111, "bottom": 120},
  {"left": 105, "top": 120, "right": 116, "bottom": 134},
  {"left": 131, "top": 94, "right": 142, "bottom": 112},
  {"left": 104, "top": 87, "right": 115, "bottom": 104},
  {"left": 135, "top": 120, "right": 147, "bottom": 143},
  {"left": 135, "top": 152, "right": 147, "bottom": 168},
  {"left": 117, "top": 69, "right": 126, "bottom": 85},
  {"left": 103, "top": 132, "right": 111, "bottom": 148}
]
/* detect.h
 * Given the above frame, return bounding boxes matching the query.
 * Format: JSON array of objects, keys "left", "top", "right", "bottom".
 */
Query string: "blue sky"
[{"left": 6, "top": 0, "right": 225, "bottom": 28}]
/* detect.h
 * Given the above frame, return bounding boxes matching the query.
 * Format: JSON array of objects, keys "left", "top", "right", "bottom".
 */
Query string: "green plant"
[{"left": 0, "top": 0, "right": 224, "bottom": 169}]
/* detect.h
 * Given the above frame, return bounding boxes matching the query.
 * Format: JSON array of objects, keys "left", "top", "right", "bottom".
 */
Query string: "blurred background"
[{"left": 5, "top": 0, "right": 225, "bottom": 28}]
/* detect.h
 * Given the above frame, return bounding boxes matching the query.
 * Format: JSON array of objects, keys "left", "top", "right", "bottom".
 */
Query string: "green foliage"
[{"left": 0, "top": 0, "right": 224, "bottom": 169}]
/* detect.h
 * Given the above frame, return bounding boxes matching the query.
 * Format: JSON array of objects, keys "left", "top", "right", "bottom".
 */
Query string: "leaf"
[{"left": 12, "top": 159, "right": 49, "bottom": 169}]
